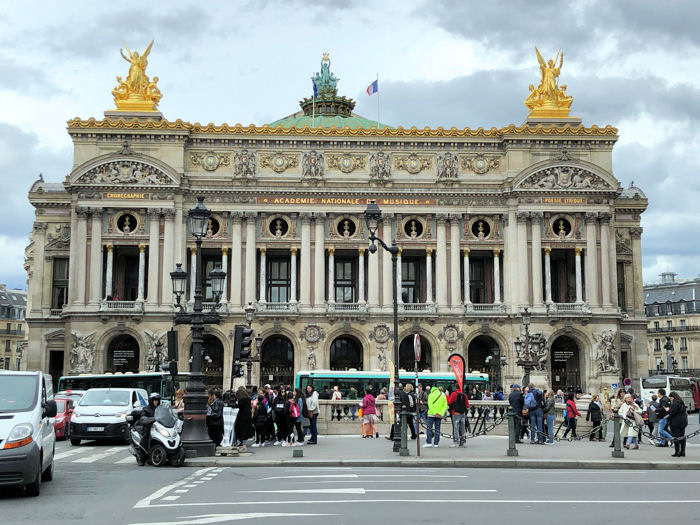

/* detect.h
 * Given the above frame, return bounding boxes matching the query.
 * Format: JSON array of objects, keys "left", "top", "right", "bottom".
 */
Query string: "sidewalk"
[{"left": 187, "top": 433, "right": 700, "bottom": 470}]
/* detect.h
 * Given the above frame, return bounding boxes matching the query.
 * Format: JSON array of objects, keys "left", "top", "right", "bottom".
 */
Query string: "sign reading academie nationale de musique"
[{"left": 257, "top": 196, "right": 436, "bottom": 206}]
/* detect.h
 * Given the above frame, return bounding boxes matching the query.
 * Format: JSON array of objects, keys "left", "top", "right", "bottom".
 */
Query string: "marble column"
[
  {"left": 630, "top": 227, "right": 644, "bottom": 314},
  {"left": 161, "top": 210, "right": 175, "bottom": 304},
  {"left": 189, "top": 247, "right": 197, "bottom": 302},
  {"left": 608, "top": 217, "right": 619, "bottom": 309},
  {"left": 105, "top": 245, "right": 114, "bottom": 299},
  {"left": 516, "top": 212, "right": 529, "bottom": 306},
  {"left": 450, "top": 217, "right": 461, "bottom": 306},
  {"left": 230, "top": 214, "right": 243, "bottom": 308},
  {"left": 530, "top": 213, "right": 543, "bottom": 307},
  {"left": 504, "top": 210, "right": 517, "bottom": 306},
  {"left": 574, "top": 247, "right": 583, "bottom": 303},
  {"left": 368, "top": 243, "right": 379, "bottom": 307},
  {"left": 221, "top": 247, "right": 228, "bottom": 303},
  {"left": 146, "top": 210, "right": 159, "bottom": 305},
  {"left": 493, "top": 249, "right": 501, "bottom": 303},
  {"left": 585, "top": 214, "right": 599, "bottom": 307},
  {"left": 88, "top": 212, "right": 103, "bottom": 305},
  {"left": 425, "top": 248, "right": 433, "bottom": 303},
  {"left": 314, "top": 215, "right": 325, "bottom": 307},
  {"left": 396, "top": 248, "right": 403, "bottom": 304},
  {"left": 259, "top": 247, "right": 267, "bottom": 303},
  {"left": 358, "top": 248, "right": 365, "bottom": 303},
  {"left": 74, "top": 208, "right": 88, "bottom": 306},
  {"left": 463, "top": 248, "right": 471, "bottom": 304},
  {"left": 436, "top": 215, "right": 448, "bottom": 308},
  {"left": 67, "top": 208, "right": 79, "bottom": 306},
  {"left": 300, "top": 214, "right": 311, "bottom": 307},
  {"left": 244, "top": 214, "right": 257, "bottom": 304},
  {"left": 382, "top": 218, "right": 393, "bottom": 308},
  {"left": 30, "top": 223, "right": 47, "bottom": 313},
  {"left": 137, "top": 244, "right": 146, "bottom": 301},
  {"left": 327, "top": 247, "right": 335, "bottom": 303},
  {"left": 290, "top": 247, "right": 298, "bottom": 303},
  {"left": 544, "top": 247, "right": 552, "bottom": 304},
  {"left": 600, "top": 215, "right": 612, "bottom": 306}
]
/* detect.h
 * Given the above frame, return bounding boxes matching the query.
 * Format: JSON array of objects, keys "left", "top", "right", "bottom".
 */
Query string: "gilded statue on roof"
[
  {"left": 524, "top": 47, "right": 573, "bottom": 118},
  {"left": 112, "top": 40, "right": 162, "bottom": 112},
  {"left": 312, "top": 53, "right": 339, "bottom": 97}
]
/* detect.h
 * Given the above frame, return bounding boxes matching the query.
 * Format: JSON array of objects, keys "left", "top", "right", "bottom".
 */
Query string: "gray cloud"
[{"left": 0, "top": 57, "right": 60, "bottom": 95}]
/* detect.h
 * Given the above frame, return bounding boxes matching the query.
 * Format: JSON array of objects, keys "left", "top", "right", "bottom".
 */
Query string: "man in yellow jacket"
[{"left": 423, "top": 386, "right": 448, "bottom": 448}]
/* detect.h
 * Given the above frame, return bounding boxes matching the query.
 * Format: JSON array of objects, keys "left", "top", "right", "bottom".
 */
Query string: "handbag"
[{"left": 358, "top": 408, "right": 363, "bottom": 418}]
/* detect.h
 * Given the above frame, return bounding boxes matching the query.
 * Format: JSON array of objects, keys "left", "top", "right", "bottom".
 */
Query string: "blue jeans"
[
  {"left": 415, "top": 410, "right": 427, "bottom": 434},
  {"left": 309, "top": 413, "right": 318, "bottom": 443},
  {"left": 546, "top": 413, "right": 555, "bottom": 443},
  {"left": 658, "top": 417, "right": 672, "bottom": 445},
  {"left": 530, "top": 408, "right": 544, "bottom": 443},
  {"left": 426, "top": 416, "right": 442, "bottom": 445},
  {"left": 350, "top": 405, "right": 357, "bottom": 421}
]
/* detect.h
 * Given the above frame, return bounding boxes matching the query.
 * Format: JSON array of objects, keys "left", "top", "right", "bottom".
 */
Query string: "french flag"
[{"left": 366, "top": 79, "right": 378, "bottom": 96}]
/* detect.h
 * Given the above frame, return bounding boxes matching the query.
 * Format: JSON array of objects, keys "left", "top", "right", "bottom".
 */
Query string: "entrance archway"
[
  {"left": 189, "top": 335, "right": 224, "bottom": 390},
  {"left": 550, "top": 335, "right": 581, "bottom": 393},
  {"left": 106, "top": 334, "right": 140, "bottom": 373},
  {"left": 329, "top": 336, "right": 363, "bottom": 371},
  {"left": 398, "top": 335, "right": 432, "bottom": 371},
  {"left": 260, "top": 336, "right": 294, "bottom": 387},
  {"left": 467, "top": 335, "right": 502, "bottom": 389}
]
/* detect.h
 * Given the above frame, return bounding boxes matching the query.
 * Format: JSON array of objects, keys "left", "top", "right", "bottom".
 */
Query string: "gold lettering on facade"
[
  {"left": 103, "top": 192, "right": 149, "bottom": 199},
  {"left": 257, "top": 196, "right": 436, "bottom": 206},
  {"left": 541, "top": 197, "right": 585, "bottom": 204}
]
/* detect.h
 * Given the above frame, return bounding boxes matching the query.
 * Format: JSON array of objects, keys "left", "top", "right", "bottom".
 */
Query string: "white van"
[{"left": 0, "top": 371, "right": 58, "bottom": 496}]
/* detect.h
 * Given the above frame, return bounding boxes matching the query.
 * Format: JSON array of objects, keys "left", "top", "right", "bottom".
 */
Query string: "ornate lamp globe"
[
  {"left": 244, "top": 302, "right": 256, "bottom": 324},
  {"left": 209, "top": 268, "right": 226, "bottom": 300},
  {"left": 188, "top": 196, "right": 211, "bottom": 239},
  {"left": 364, "top": 200, "right": 382, "bottom": 237},
  {"left": 521, "top": 307, "right": 531, "bottom": 327},
  {"left": 170, "top": 263, "right": 187, "bottom": 298}
]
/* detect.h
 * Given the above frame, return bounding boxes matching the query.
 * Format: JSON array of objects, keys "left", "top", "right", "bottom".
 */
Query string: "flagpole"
[
  {"left": 376, "top": 73, "right": 380, "bottom": 129},
  {"left": 313, "top": 91, "right": 316, "bottom": 128}
]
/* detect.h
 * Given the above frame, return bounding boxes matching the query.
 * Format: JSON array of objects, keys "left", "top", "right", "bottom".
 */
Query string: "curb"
[{"left": 185, "top": 457, "right": 700, "bottom": 470}]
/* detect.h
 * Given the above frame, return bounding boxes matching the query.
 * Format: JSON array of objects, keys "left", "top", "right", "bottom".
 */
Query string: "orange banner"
[{"left": 448, "top": 353, "right": 465, "bottom": 392}]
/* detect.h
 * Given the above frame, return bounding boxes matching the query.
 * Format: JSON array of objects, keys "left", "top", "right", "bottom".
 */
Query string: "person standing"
[
  {"left": 416, "top": 383, "right": 428, "bottom": 434},
  {"left": 656, "top": 389, "right": 673, "bottom": 447},
  {"left": 619, "top": 393, "right": 641, "bottom": 449},
  {"left": 206, "top": 388, "right": 225, "bottom": 447},
  {"left": 292, "top": 388, "right": 305, "bottom": 445},
  {"left": 526, "top": 383, "right": 545, "bottom": 444},
  {"left": 543, "top": 390, "right": 556, "bottom": 444},
  {"left": 586, "top": 394, "right": 603, "bottom": 441},
  {"left": 347, "top": 386, "right": 359, "bottom": 421},
  {"left": 233, "top": 386, "right": 253, "bottom": 447},
  {"left": 508, "top": 384, "right": 524, "bottom": 444},
  {"left": 424, "top": 385, "right": 448, "bottom": 448},
  {"left": 173, "top": 388, "right": 185, "bottom": 420},
  {"left": 305, "top": 384, "right": 320, "bottom": 444},
  {"left": 376, "top": 388, "right": 387, "bottom": 421},
  {"left": 331, "top": 385, "right": 343, "bottom": 421},
  {"left": 562, "top": 393, "right": 581, "bottom": 439},
  {"left": 360, "top": 387, "right": 378, "bottom": 438},
  {"left": 447, "top": 385, "right": 468, "bottom": 447},
  {"left": 646, "top": 394, "right": 659, "bottom": 445},
  {"left": 667, "top": 392, "right": 687, "bottom": 457}
]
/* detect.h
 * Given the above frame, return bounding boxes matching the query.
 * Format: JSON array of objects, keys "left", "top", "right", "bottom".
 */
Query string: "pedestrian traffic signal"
[
  {"left": 166, "top": 330, "right": 178, "bottom": 361},
  {"left": 232, "top": 362, "right": 244, "bottom": 378},
  {"left": 161, "top": 359, "right": 178, "bottom": 379},
  {"left": 233, "top": 325, "right": 254, "bottom": 360}
]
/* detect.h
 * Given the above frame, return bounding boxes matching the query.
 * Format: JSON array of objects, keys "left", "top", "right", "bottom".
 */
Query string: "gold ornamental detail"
[
  {"left": 259, "top": 153, "right": 300, "bottom": 173},
  {"left": 326, "top": 153, "right": 367, "bottom": 174},
  {"left": 394, "top": 153, "right": 432, "bottom": 174},
  {"left": 189, "top": 151, "right": 230, "bottom": 171},
  {"left": 524, "top": 47, "right": 573, "bottom": 118},
  {"left": 461, "top": 154, "right": 500, "bottom": 174},
  {"left": 111, "top": 41, "right": 162, "bottom": 112}
]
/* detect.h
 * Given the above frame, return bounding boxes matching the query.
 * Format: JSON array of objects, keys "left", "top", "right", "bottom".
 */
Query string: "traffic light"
[
  {"left": 232, "top": 362, "right": 244, "bottom": 378},
  {"left": 233, "top": 325, "right": 254, "bottom": 360},
  {"left": 161, "top": 359, "right": 178, "bottom": 378},
  {"left": 166, "top": 330, "right": 178, "bottom": 361}
]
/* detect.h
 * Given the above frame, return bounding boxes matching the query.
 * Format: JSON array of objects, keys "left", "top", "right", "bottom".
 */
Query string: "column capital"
[
  {"left": 463, "top": 247, "right": 471, "bottom": 256},
  {"left": 244, "top": 211, "right": 257, "bottom": 220},
  {"left": 599, "top": 212, "right": 612, "bottom": 223},
  {"left": 544, "top": 247, "right": 551, "bottom": 255},
  {"left": 162, "top": 208, "right": 176, "bottom": 219},
  {"left": 260, "top": 247, "right": 267, "bottom": 255},
  {"left": 76, "top": 206, "right": 90, "bottom": 218},
  {"left": 314, "top": 212, "right": 326, "bottom": 220},
  {"left": 33, "top": 222, "right": 48, "bottom": 232},
  {"left": 629, "top": 226, "right": 643, "bottom": 239},
  {"left": 516, "top": 211, "right": 529, "bottom": 223},
  {"left": 358, "top": 247, "right": 365, "bottom": 255},
  {"left": 529, "top": 211, "right": 543, "bottom": 221},
  {"left": 493, "top": 248, "right": 501, "bottom": 257},
  {"left": 575, "top": 247, "right": 582, "bottom": 256},
  {"left": 232, "top": 212, "right": 243, "bottom": 223},
  {"left": 106, "top": 244, "right": 114, "bottom": 253},
  {"left": 222, "top": 247, "right": 229, "bottom": 255},
  {"left": 148, "top": 208, "right": 161, "bottom": 219},
  {"left": 426, "top": 247, "right": 433, "bottom": 255},
  {"left": 91, "top": 209, "right": 104, "bottom": 219},
  {"left": 397, "top": 247, "right": 402, "bottom": 256},
  {"left": 435, "top": 213, "right": 448, "bottom": 225},
  {"left": 139, "top": 243, "right": 147, "bottom": 252},
  {"left": 291, "top": 247, "right": 298, "bottom": 255},
  {"left": 189, "top": 246, "right": 197, "bottom": 255},
  {"left": 300, "top": 212, "right": 312, "bottom": 223},
  {"left": 327, "top": 247, "right": 335, "bottom": 256},
  {"left": 584, "top": 211, "right": 598, "bottom": 223}
]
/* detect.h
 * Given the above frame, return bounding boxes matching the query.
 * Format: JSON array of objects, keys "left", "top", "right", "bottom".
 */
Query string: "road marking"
[
  {"left": 184, "top": 484, "right": 198, "bottom": 488},
  {"left": 538, "top": 481, "right": 700, "bottom": 484},
  {"left": 134, "top": 480, "right": 188, "bottom": 508},
  {"left": 115, "top": 455, "right": 136, "bottom": 464},
  {"left": 174, "top": 489, "right": 189, "bottom": 494},
  {"left": 73, "top": 446, "right": 124, "bottom": 463},
  {"left": 128, "top": 513, "right": 336, "bottom": 525},
  {"left": 161, "top": 496, "right": 180, "bottom": 501},
  {"left": 244, "top": 488, "right": 495, "bottom": 495},
  {"left": 260, "top": 474, "right": 467, "bottom": 480},
  {"left": 296, "top": 480, "right": 446, "bottom": 484},
  {"left": 54, "top": 446, "right": 97, "bottom": 460}
]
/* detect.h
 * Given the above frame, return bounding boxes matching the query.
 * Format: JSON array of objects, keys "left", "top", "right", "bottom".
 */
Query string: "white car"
[{"left": 70, "top": 388, "right": 147, "bottom": 446}]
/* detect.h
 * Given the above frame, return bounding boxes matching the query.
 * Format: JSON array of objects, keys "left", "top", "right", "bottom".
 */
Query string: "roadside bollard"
[
  {"left": 507, "top": 408, "right": 519, "bottom": 457},
  {"left": 399, "top": 408, "right": 409, "bottom": 457},
  {"left": 612, "top": 414, "right": 624, "bottom": 458}
]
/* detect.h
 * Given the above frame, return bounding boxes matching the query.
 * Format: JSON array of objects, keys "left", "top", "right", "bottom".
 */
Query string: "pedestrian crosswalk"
[{"left": 54, "top": 442, "right": 136, "bottom": 465}]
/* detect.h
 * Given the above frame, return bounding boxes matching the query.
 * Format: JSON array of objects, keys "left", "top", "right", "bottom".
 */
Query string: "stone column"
[
  {"left": 493, "top": 249, "right": 502, "bottom": 303},
  {"left": 463, "top": 248, "right": 471, "bottom": 304},
  {"left": 314, "top": 214, "right": 325, "bottom": 307},
  {"left": 630, "top": 227, "right": 644, "bottom": 314},
  {"left": 382, "top": 218, "right": 393, "bottom": 308},
  {"left": 358, "top": 248, "right": 365, "bottom": 303},
  {"left": 425, "top": 248, "right": 433, "bottom": 303},
  {"left": 368, "top": 243, "right": 379, "bottom": 308},
  {"left": 244, "top": 214, "right": 257, "bottom": 304},
  {"left": 531, "top": 213, "right": 543, "bottom": 307},
  {"left": 396, "top": 248, "right": 403, "bottom": 304},
  {"left": 608, "top": 217, "right": 619, "bottom": 309},
  {"left": 146, "top": 210, "right": 159, "bottom": 305},
  {"left": 137, "top": 244, "right": 146, "bottom": 301},
  {"left": 290, "top": 247, "right": 298, "bottom": 303},
  {"left": 450, "top": 216, "right": 462, "bottom": 306},
  {"left": 161, "top": 210, "right": 175, "bottom": 304},
  {"left": 67, "top": 208, "right": 79, "bottom": 306},
  {"left": 516, "top": 212, "right": 529, "bottom": 306},
  {"left": 327, "top": 247, "right": 335, "bottom": 303},
  {"left": 221, "top": 247, "right": 228, "bottom": 303},
  {"left": 436, "top": 215, "right": 448, "bottom": 308},
  {"left": 544, "top": 247, "right": 552, "bottom": 304},
  {"left": 74, "top": 208, "right": 88, "bottom": 306},
  {"left": 230, "top": 214, "right": 243, "bottom": 308},
  {"left": 600, "top": 214, "right": 612, "bottom": 307},
  {"left": 585, "top": 213, "right": 599, "bottom": 307},
  {"left": 105, "top": 244, "right": 114, "bottom": 298},
  {"left": 189, "top": 247, "right": 197, "bottom": 302},
  {"left": 300, "top": 214, "right": 311, "bottom": 307},
  {"left": 88, "top": 212, "right": 103, "bottom": 306},
  {"left": 259, "top": 247, "right": 267, "bottom": 303},
  {"left": 574, "top": 247, "right": 583, "bottom": 303},
  {"left": 30, "top": 223, "right": 47, "bottom": 313}
]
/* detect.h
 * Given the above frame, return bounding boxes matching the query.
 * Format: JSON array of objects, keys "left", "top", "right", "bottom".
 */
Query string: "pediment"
[
  {"left": 72, "top": 156, "right": 179, "bottom": 186},
  {"left": 516, "top": 163, "right": 615, "bottom": 191}
]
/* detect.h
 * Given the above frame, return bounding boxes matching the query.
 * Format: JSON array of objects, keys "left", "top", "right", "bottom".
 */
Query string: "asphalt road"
[{"left": 3, "top": 438, "right": 700, "bottom": 524}]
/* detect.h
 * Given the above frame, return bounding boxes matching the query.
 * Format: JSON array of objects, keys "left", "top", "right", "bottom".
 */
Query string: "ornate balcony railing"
[
  {"left": 99, "top": 300, "right": 144, "bottom": 312},
  {"left": 49, "top": 309, "right": 63, "bottom": 317},
  {"left": 256, "top": 301, "right": 299, "bottom": 313},
  {"left": 647, "top": 325, "right": 700, "bottom": 333},
  {"left": 547, "top": 302, "right": 591, "bottom": 314},
  {"left": 398, "top": 302, "right": 438, "bottom": 313},
  {"left": 464, "top": 303, "right": 507, "bottom": 314},
  {"left": 326, "top": 302, "right": 368, "bottom": 313}
]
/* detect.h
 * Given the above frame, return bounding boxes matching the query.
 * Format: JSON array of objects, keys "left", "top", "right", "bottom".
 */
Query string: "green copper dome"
[{"left": 268, "top": 54, "right": 392, "bottom": 130}]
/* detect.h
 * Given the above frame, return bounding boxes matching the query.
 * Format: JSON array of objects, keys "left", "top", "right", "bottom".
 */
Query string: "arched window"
[
  {"left": 106, "top": 334, "right": 140, "bottom": 373},
  {"left": 260, "top": 336, "right": 294, "bottom": 386},
  {"left": 329, "top": 336, "right": 363, "bottom": 371},
  {"left": 398, "top": 335, "right": 432, "bottom": 372},
  {"left": 189, "top": 335, "right": 224, "bottom": 390},
  {"left": 550, "top": 335, "right": 581, "bottom": 392}
]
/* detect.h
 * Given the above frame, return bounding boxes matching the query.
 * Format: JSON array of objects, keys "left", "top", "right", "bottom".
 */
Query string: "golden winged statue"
[
  {"left": 524, "top": 47, "right": 573, "bottom": 118},
  {"left": 112, "top": 40, "right": 162, "bottom": 112}
]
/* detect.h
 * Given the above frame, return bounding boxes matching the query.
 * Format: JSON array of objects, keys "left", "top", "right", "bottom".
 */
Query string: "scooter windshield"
[{"left": 154, "top": 404, "right": 177, "bottom": 427}]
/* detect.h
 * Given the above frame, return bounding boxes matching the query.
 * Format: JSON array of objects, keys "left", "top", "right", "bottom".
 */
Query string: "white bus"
[{"left": 640, "top": 375, "right": 695, "bottom": 412}]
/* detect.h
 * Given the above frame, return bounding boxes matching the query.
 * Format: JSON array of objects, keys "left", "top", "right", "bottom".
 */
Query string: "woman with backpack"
[
  {"left": 251, "top": 395, "right": 268, "bottom": 448},
  {"left": 272, "top": 391, "right": 289, "bottom": 445},
  {"left": 282, "top": 391, "right": 297, "bottom": 446},
  {"left": 291, "top": 388, "right": 305, "bottom": 445},
  {"left": 562, "top": 392, "right": 581, "bottom": 439}
]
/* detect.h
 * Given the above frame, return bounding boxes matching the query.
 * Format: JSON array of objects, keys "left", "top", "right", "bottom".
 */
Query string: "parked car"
[
  {"left": 0, "top": 370, "right": 57, "bottom": 496},
  {"left": 55, "top": 390, "right": 85, "bottom": 407},
  {"left": 53, "top": 397, "right": 75, "bottom": 440},
  {"left": 70, "top": 388, "right": 148, "bottom": 446}
]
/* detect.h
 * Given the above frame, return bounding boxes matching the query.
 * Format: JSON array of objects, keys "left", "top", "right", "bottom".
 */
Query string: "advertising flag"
[{"left": 448, "top": 353, "right": 465, "bottom": 392}]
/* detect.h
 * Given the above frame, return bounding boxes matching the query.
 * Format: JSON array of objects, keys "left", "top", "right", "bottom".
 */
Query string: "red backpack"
[{"left": 289, "top": 400, "right": 300, "bottom": 418}]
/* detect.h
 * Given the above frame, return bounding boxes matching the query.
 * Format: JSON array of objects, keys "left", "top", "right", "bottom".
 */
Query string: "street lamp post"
[
  {"left": 364, "top": 200, "right": 405, "bottom": 454},
  {"left": 244, "top": 302, "right": 256, "bottom": 386},
  {"left": 515, "top": 307, "right": 537, "bottom": 386},
  {"left": 170, "top": 196, "right": 226, "bottom": 457},
  {"left": 664, "top": 336, "right": 674, "bottom": 374}
]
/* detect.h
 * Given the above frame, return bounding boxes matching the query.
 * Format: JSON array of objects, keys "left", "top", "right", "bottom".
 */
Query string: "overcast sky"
[{"left": 1, "top": 0, "right": 698, "bottom": 290}]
